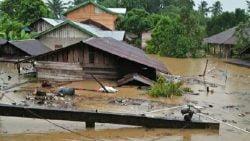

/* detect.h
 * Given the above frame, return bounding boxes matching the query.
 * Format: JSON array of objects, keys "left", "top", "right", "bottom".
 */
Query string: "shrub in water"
[{"left": 149, "top": 75, "right": 191, "bottom": 98}]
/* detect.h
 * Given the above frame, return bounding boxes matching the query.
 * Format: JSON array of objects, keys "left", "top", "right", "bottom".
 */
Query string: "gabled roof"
[
  {"left": 84, "top": 37, "right": 169, "bottom": 73},
  {"left": 0, "top": 38, "right": 7, "bottom": 45},
  {"left": 16, "top": 37, "right": 169, "bottom": 74},
  {"left": 9, "top": 39, "right": 51, "bottom": 56},
  {"left": 41, "top": 17, "right": 64, "bottom": 26},
  {"left": 34, "top": 20, "right": 125, "bottom": 41},
  {"left": 204, "top": 27, "right": 250, "bottom": 45},
  {"left": 30, "top": 17, "right": 64, "bottom": 27},
  {"left": 63, "top": 0, "right": 124, "bottom": 15},
  {"left": 34, "top": 20, "right": 98, "bottom": 38}
]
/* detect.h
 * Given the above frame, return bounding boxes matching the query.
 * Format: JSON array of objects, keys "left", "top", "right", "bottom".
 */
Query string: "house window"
[
  {"left": 89, "top": 48, "right": 95, "bottom": 64},
  {"left": 55, "top": 44, "right": 63, "bottom": 50}
]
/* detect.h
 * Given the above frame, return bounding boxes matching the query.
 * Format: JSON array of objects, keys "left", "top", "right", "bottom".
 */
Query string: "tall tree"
[
  {"left": 211, "top": 1, "right": 223, "bottom": 17},
  {"left": 234, "top": 19, "right": 250, "bottom": 55},
  {"left": 117, "top": 8, "right": 152, "bottom": 36},
  {"left": 207, "top": 9, "right": 248, "bottom": 36},
  {"left": 147, "top": 8, "right": 205, "bottom": 58},
  {"left": 46, "top": 0, "right": 68, "bottom": 18},
  {"left": 247, "top": 0, "right": 250, "bottom": 13},
  {"left": 0, "top": 0, "right": 49, "bottom": 23},
  {"left": 198, "top": 0, "right": 210, "bottom": 16}
]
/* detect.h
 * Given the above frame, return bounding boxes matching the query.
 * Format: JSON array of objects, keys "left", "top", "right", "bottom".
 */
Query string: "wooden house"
[
  {"left": 204, "top": 27, "right": 250, "bottom": 58},
  {"left": 0, "top": 39, "right": 51, "bottom": 59},
  {"left": 63, "top": 0, "right": 126, "bottom": 30},
  {"left": 34, "top": 20, "right": 125, "bottom": 50},
  {"left": 30, "top": 18, "right": 64, "bottom": 33},
  {"left": 18, "top": 37, "right": 169, "bottom": 81}
]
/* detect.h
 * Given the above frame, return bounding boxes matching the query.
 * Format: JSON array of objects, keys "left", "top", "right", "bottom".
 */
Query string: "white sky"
[
  {"left": 42, "top": 0, "right": 247, "bottom": 12},
  {"left": 193, "top": 0, "right": 248, "bottom": 12}
]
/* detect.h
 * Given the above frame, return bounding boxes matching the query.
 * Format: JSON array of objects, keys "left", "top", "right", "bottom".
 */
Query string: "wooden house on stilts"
[
  {"left": 17, "top": 37, "right": 169, "bottom": 83},
  {"left": 204, "top": 27, "right": 250, "bottom": 58}
]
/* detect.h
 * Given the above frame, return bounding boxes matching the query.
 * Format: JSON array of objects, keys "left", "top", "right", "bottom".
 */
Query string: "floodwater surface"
[{"left": 0, "top": 56, "right": 250, "bottom": 141}]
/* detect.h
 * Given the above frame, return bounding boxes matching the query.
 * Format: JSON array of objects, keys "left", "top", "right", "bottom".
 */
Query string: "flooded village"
[{"left": 0, "top": 0, "right": 250, "bottom": 141}]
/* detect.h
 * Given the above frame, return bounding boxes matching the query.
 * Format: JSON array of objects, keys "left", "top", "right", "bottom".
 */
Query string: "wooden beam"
[{"left": 0, "top": 104, "right": 219, "bottom": 129}]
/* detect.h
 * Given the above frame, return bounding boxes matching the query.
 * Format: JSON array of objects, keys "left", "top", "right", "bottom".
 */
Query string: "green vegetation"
[
  {"left": 0, "top": 0, "right": 249, "bottom": 57},
  {"left": 46, "top": 0, "right": 69, "bottom": 19},
  {"left": 148, "top": 75, "right": 192, "bottom": 98},
  {"left": 0, "top": 0, "right": 49, "bottom": 40},
  {"left": 234, "top": 19, "right": 250, "bottom": 55},
  {"left": 0, "top": 0, "right": 49, "bottom": 23},
  {"left": 146, "top": 8, "right": 205, "bottom": 58}
]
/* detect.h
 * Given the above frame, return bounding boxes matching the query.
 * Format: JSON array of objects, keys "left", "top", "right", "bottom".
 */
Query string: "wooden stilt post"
[
  {"left": 17, "top": 63, "right": 20, "bottom": 75},
  {"left": 220, "top": 46, "right": 222, "bottom": 57},
  {"left": 202, "top": 59, "right": 208, "bottom": 77}
]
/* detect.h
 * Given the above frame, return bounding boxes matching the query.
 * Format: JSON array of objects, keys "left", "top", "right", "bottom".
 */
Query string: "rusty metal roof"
[
  {"left": 84, "top": 37, "right": 169, "bottom": 73},
  {"left": 0, "top": 38, "right": 7, "bottom": 45},
  {"left": 9, "top": 39, "right": 51, "bottom": 56}
]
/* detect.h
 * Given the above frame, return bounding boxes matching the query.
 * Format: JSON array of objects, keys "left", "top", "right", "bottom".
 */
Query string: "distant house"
[
  {"left": 141, "top": 30, "right": 153, "bottom": 49},
  {"left": 34, "top": 20, "right": 125, "bottom": 50},
  {"left": 63, "top": 0, "right": 126, "bottom": 30},
  {"left": 204, "top": 27, "right": 250, "bottom": 58},
  {"left": 0, "top": 39, "right": 51, "bottom": 59},
  {"left": 18, "top": 37, "right": 169, "bottom": 81},
  {"left": 30, "top": 17, "right": 64, "bottom": 33}
]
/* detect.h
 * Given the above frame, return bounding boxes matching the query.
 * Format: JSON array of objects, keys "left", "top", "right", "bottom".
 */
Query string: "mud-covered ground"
[{"left": 0, "top": 56, "right": 250, "bottom": 141}]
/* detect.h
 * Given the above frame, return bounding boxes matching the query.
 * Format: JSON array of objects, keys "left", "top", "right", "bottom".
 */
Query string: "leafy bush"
[{"left": 148, "top": 75, "right": 192, "bottom": 98}]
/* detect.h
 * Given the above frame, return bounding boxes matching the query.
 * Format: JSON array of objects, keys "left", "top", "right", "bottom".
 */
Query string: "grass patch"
[{"left": 148, "top": 75, "right": 192, "bottom": 98}]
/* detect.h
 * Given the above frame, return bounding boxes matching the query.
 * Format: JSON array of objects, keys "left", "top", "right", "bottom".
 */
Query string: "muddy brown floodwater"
[{"left": 0, "top": 56, "right": 250, "bottom": 141}]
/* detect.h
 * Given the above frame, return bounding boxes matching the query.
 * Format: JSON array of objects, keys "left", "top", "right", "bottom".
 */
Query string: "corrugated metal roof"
[
  {"left": 98, "top": 31, "right": 125, "bottom": 41},
  {"left": 9, "top": 39, "right": 52, "bottom": 56},
  {"left": 0, "top": 38, "right": 7, "bottom": 45},
  {"left": 73, "top": 22, "right": 125, "bottom": 40},
  {"left": 204, "top": 27, "right": 250, "bottom": 45},
  {"left": 42, "top": 17, "right": 64, "bottom": 26},
  {"left": 84, "top": 37, "right": 169, "bottom": 73},
  {"left": 107, "top": 8, "right": 126, "bottom": 14},
  {"left": 17, "top": 37, "right": 169, "bottom": 74}
]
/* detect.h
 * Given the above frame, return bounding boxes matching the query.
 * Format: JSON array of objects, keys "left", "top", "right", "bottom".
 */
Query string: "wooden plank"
[
  {"left": 63, "top": 50, "right": 68, "bottom": 62},
  {"left": 68, "top": 48, "right": 74, "bottom": 63},
  {"left": 0, "top": 104, "right": 220, "bottom": 129},
  {"left": 73, "top": 47, "right": 79, "bottom": 62},
  {"left": 78, "top": 47, "right": 84, "bottom": 63},
  {"left": 58, "top": 53, "right": 63, "bottom": 62},
  {"left": 84, "top": 47, "right": 89, "bottom": 64}
]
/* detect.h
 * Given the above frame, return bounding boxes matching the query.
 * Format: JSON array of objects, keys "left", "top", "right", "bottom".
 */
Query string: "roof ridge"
[
  {"left": 62, "top": 0, "right": 120, "bottom": 15},
  {"left": 9, "top": 39, "right": 35, "bottom": 42}
]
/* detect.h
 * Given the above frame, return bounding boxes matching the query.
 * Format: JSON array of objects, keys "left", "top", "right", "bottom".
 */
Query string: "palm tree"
[
  {"left": 211, "top": 1, "right": 223, "bottom": 17},
  {"left": 46, "top": 0, "right": 69, "bottom": 19},
  {"left": 198, "top": 0, "right": 210, "bottom": 16}
]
